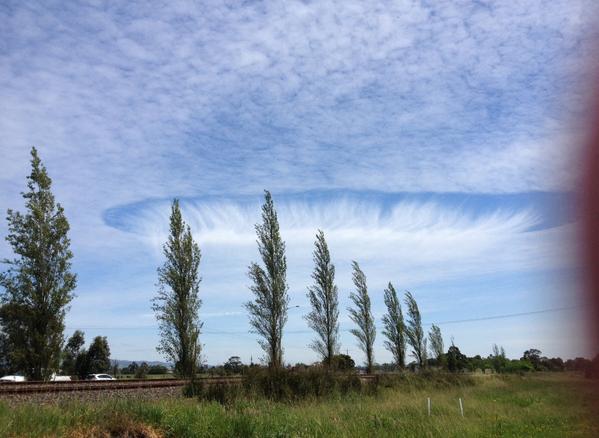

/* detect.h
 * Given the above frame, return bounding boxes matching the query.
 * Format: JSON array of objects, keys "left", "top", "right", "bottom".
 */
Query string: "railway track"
[
  {"left": 0, "top": 377, "right": 239, "bottom": 395},
  {"left": 0, "top": 374, "right": 377, "bottom": 395}
]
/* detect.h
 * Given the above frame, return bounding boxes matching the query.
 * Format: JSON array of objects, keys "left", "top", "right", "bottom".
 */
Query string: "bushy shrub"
[
  {"left": 202, "top": 381, "right": 244, "bottom": 406},
  {"left": 185, "top": 368, "right": 475, "bottom": 405},
  {"left": 243, "top": 367, "right": 362, "bottom": 401},
  {"left": 330, "top": 354, "right": 355, "bottom": 371},
  {"left": 182, "top": 379, "right": 204, "bottom": 398},
  {"left": 504, "top": 359, "right": 534, "bottom": 374},
  {"left": 135, "top": 362, "right": 149, "bottom": 379}
]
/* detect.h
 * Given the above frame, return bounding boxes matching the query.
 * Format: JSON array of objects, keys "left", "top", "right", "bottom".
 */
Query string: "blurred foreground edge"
[{"left": 582, "top": 72, "right": 599, "bottom": 355}]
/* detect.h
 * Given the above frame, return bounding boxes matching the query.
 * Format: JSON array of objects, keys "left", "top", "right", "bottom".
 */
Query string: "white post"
[
  {"left": 459, "top": 398, "right": 464, "bottom": 417},
  {"left": 427, "top": 397, "right": 431, "bottom": 416}
]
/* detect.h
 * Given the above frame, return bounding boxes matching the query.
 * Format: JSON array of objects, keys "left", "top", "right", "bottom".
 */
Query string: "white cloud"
[{"left": 103, "top": 196, "right": 575, "bottom": 302}]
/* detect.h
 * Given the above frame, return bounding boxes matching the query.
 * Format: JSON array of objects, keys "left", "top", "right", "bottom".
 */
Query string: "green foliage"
[
  {"left": 200, "top": 381, "right": 245, "bottom": 406},
  {"left": 329, "top": 354, "right": 355, "bottom": 371},
  {"left": 62, "top": 330, "right": 85, "bottom": 375},
  {"left": 504, "top": 359, "right": 534, "bottom": 373},
  {"left": 381, "top": 282, "right": 406, "bottom": 369},
  {"left": 0, "top": 147, "right": 76, "bottom": 380},
  {"left": 543, "top": 357, "right": 565, "bottom": 371},
  {"left": 242, "top": 367, "right": 362, "bottom": 402},
  {"left": 446, "top": 345, "right": 468, "bottom": 372},
  {"left": 182, "top": 379, "right": 204, "bottom": 397},
  {"left": 305, "top": 230, "right": 340, "bottom": 366},
  {"left": 245, "top": 191, "right": 289, "bottom": 369},
  {"left": 72, "top": 335, "right": 111, "bottom": 378},
  {"left": 522, "top": 348, "right": 542, "bottom": 370},
  {"left": 348, "top": 261, "right": 376, "bottom": 373},
  {"left": 122, "top": 362, "right": 139, "bottom": 375},
  {"left": 466, "top": 354, "right": 491, "bottom": 372},
  {"left": 135, "top": 362, "right": 149, "bottom": 379},
  {"left": 428, "top": 324, "right": 444, "bottom": 361},
  {"left": 148, "top": 364, "right": 168, "bottom": 374},
  {"left": 0, "top": 328, "right": 13, "bottom": 375},
  {"left": 372, "top": 370, "right": 476, "bottom": 391},
  {"left": 86, "top": 336, "right": 111, "bottom": 374},
  {"left": 404, "top": 291, "right": 427, "bottom": 368},
  {"left": 518, "top": 348, "right": 566, "bottom": 372},
  {"left": 223, "top": 356, "right": 244, "bottom": 374},
  {"left": 491, "top": 344, "right": 507, "bottom": 373},
  {"left": 153, "top": 199, "right": 202, "bottom": 378}
]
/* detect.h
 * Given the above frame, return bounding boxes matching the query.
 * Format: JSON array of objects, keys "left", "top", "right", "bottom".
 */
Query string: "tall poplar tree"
[
  {"left": 428, "top": 324, "right": 444, "bottom": 362},
  {"left": 348, "top": 261, "right": 376, "bottom": 373},
  {"left": 245, "top": 191, "right": 289, "bottom": 369},
  {"left": 153, "top": 200, "right": 202, "bottom": 378},
  {"left": 0, "top": 147, "right": 76, "bottom": 380},
  {"left": 404, "top": 290, "right": 427, "bottom": 368},
  {"left": 382, "top": 282, "right": 406, "bottom": 369},
  {"left": 305, "top": 230, "right": 340, "bottom": 366}
]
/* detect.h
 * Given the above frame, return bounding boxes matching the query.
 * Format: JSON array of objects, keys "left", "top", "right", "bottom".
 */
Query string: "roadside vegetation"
[{"left": 1, "top": 373, "right": 598, "bottom": 437}]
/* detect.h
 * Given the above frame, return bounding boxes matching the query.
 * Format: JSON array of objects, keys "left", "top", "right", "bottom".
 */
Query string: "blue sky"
[{"left": 0, "top": 0, "right": 597, "bottom": 365}]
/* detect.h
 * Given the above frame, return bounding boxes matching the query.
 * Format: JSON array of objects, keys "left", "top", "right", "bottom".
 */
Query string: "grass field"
[{"left": 1, "top": 373, "right": 598, "bottom": 437}]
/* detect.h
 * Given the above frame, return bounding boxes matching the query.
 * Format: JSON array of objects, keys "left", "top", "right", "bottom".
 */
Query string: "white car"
[
  {"left": 50, "top": 373, "right": 71, "bottom": 382},
  {"left": 86, "top": 374, "right": 115, "bottom": 381},
  {"left": 0, "top": 375, "right": 25, "bottom": 383}
]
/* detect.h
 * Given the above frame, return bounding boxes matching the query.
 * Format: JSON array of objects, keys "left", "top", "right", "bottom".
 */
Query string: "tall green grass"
[{"left": 1, "top": 373, "right": 597, "bottom": 437}]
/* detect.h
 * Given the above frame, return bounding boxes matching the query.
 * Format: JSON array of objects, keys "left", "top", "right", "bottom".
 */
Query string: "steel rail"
[{"left": 0, "top": 376, "right": 241, "bottom": 395}]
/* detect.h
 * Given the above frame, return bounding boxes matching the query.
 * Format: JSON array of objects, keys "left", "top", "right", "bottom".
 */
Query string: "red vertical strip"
[{"left": 582, "top": 79, "right": 599, "bottom": 354}]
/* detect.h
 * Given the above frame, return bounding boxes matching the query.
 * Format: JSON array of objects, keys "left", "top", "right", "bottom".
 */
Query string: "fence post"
[
  {"left": 459, "top": 398, "right": 464, "bottom": 417},
  {"left": 427, "top": 397, "right": 431, "bottom": 416}
]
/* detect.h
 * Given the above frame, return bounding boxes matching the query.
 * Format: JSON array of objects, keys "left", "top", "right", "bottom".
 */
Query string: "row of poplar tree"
[
  {"left": 151, "top": 175, "right": 445, "bottom": 376},
  {"left": 0, "top": 148, "right": 444, "bottom": 380}
]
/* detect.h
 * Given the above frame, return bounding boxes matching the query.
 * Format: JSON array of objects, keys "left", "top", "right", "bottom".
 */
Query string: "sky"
[{"left": 1, "top": 0, "right": 598, "bottom": 366}]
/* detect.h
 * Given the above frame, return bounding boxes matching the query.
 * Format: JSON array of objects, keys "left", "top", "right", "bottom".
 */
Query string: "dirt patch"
[{"left": 67, "top": 419, "right": 163, "bottom": 438}]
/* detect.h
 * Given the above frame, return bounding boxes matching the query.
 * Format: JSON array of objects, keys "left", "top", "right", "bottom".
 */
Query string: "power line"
[
  {"left": 423, "top": 305, "right": 580, "bottom": 326},
  {"left": 66, "top": 305, "right": 580, "bottom": 333}
]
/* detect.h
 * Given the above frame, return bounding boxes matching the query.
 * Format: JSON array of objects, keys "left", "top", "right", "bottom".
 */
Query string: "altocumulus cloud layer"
[
  {"left": 1, "top": 0, "right": 596, "bottom": 207},
  {"left": 0, "top": 0, "right": 595, "bottom": 363}
]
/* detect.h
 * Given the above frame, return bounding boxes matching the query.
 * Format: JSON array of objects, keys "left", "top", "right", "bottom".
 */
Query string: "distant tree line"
[
  {"left": 199, "top": 348, "right": 599, "bottom": 378},
  {"left": 117, "top": 361, "right": 169, "bottom": 378}
]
